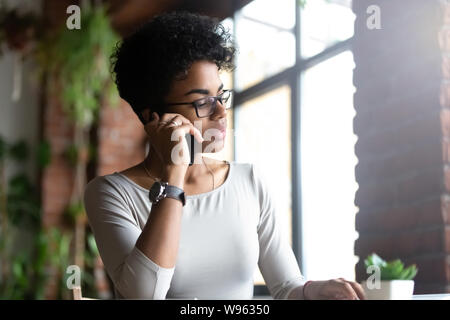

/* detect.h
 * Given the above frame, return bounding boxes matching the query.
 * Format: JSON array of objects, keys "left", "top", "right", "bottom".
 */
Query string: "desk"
[
  {"left": 253, "top": 294, "right": 450, "bottom": 300},
  {"left": 411, "top": 294, "right": 450, "bottom": 300}
]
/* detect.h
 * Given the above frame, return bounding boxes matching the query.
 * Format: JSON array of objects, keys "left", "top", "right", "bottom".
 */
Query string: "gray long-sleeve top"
[{"left": 83, "top": 161, "right": 306, "bottom": 299}]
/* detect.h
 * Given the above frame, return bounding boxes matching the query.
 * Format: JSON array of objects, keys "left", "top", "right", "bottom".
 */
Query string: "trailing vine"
[
  {"left": 0, "top": 1, "right": 119, "bottom": 299},
  {"left": 38, "top": 2, "right": 119, "bottom": 297},
  {"left": 0, "top": 136, "right": 72, "bottom": 299}
]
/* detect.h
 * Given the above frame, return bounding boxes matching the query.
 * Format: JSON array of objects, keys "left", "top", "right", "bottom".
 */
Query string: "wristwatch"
[{"left": 149, "top": 181, "right": 186, "bottom": 206}]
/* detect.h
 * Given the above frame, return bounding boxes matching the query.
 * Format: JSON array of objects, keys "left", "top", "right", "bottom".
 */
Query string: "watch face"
[{"left": 149, "top": 182, "right": 163, "bottom": 201}]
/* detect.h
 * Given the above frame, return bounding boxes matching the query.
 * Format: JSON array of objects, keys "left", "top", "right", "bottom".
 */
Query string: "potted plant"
[{"left": 362, "top": 253, "right": 418, "bottom": 300}]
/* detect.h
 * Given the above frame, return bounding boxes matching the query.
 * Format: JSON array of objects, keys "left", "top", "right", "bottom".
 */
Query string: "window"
[
  {"left": 300, "top": 0, "right": 355, "bottom": 58},
  {"left": 234, "top": 0, "right": 296, "bottom": 90},
  {"left": 231, "top": 0, "right": 357, "bottom": 293},
  {"left": 234, "top": 86, "right": 292, "bottom": 285},
  {"left": 301, "top": 51, "right": 358, "bottom": 280}
]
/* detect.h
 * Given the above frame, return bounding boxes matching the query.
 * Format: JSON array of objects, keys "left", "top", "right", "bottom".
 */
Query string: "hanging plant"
[
  {"left": 1, "top": 2, "right": 118, "bottom": 299},
  {"left": 0, "top": 135, "right": 70, "bottom": 299},
  {"left": 35, "top": 2, "right": 119, "bottom": 298},
  {"left": 41, "top": 3, "right": 119, "bottom": 128}
]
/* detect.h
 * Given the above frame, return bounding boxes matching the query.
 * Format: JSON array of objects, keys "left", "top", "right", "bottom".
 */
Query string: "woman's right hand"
[
  {"left": 144, "top": 112, "right": 204, "bottom": 172},
  {"left": 304, "top": 278, "right": 366, "bottom": 300}
]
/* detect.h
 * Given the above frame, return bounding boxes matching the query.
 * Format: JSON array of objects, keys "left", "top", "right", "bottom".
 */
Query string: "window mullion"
[{"left": 291, "top": 0, "right": 304, "bottom": 273}]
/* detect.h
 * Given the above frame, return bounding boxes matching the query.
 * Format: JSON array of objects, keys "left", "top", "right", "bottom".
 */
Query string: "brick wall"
[
  {"left": 41, "top": 92, "right": 75, "bottom": 227},
  {"left": 41, "top": 91, "right": 146, "bottom": 299},
  {"left": 96, "top": 99, "right": 147, "bottom": 177},
  {"left": 353, "top": 0, "right": 450, "bottom": 293}
]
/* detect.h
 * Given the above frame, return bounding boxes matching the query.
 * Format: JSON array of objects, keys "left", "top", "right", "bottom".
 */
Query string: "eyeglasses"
[{"left": 165, "top": 90, "right": 233, "bottom": 118}]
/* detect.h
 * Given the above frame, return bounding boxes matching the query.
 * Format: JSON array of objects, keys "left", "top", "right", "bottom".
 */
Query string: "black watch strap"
[{"left": 164, "top": 185, "right": 186, "bottom": 206}]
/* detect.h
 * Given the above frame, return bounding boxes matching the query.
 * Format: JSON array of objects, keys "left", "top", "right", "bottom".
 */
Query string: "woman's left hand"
[{"left": 304, "top": 278, "right": 366, "bottom": 300}]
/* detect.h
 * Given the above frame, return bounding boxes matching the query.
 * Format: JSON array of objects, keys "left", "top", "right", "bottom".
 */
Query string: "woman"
[{"left": 84, "top": 11, "right": 365, "bottom": 300}]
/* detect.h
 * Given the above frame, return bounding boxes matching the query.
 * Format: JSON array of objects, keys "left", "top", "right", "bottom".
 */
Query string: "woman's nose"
[{"left": 211, "top": 100, "right": 227, "bottom": 119}]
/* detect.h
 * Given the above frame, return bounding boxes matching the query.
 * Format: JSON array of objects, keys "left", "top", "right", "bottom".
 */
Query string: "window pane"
[
  {"left": 300, "top": 0, "right": 355, "bottom": 58},
  {"left": 300, "top": 51, "right": 358, "bottom": 281},
  {"left": 235, "top": 1, "right": 296, "bottom": 90},
  {"left": 241, "top": 0, "right": 295, "bottom": 30},
  {"left": 235, "top": 86, "right": 292, "bottom": 285}
]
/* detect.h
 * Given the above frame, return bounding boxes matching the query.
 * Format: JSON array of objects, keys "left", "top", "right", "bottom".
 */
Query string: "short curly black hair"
[{"left": 110, "top": 11, "right": 236, "bottom": 125}]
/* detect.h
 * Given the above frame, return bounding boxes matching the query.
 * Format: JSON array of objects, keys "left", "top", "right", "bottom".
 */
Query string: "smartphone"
[
  {"left": 185, "top": 133, "right": 201, "bottom": 166},
  {"left": 146, "top": 112, "right": 200, "bottom": 166}
]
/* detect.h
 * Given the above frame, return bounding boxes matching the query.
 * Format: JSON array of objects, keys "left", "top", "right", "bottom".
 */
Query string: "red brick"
[
  {"left": 396, "top": 168, "right": 443, "bottom": 204},
  {"left": 355, "top": 139, "right": 442, "bottom": 182},
  {"left": 447, "top": 255, "right": 450, "bottom": 282},
  {"left": 442, "top": 140, "right": 450, "bottom": 163},
  {"left": 439, "top": 28, "right": 450, "bottom": 53},
  {"left": 445, "top": 227, "right": 450, "bottom": 255},
  {"left": 355, "top": 84, "right": 441, "bottom": 139},
  {"left": 354, "top": 181, "right": 397, "bottom": 209},
  {"left": 408, "top": 255, "right": 449, "bottom": 284},
  {"left": 356, "top": 196, "right": 444, "bottom": 233},
  {"left": 355, "top": 112, "right": 441, "bottom": 159},
  {"left": 441, "top": 195, "right": 450, "bottom": 224},
  {"left": 444, "top": 166, "right": 450, "bottom": 193},
  {"left": 441, "top": 108, "right": 450, "bottom": 138},
  {"left": 355, "top": 227, "right": 445, "bottom": 261},
  {"left": 442, "top": 55, "right": 450, "bottom": 80},
  {"left": 440, "top": 83, "right": 450, "bottom": 109},
  {"left": 97, "top": 101, "right": 146, "bottom": 177}
]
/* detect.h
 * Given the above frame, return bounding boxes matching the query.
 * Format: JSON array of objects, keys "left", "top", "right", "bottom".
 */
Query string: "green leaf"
[
  {"left": 7, "top": 173, "right": 41, "bottom": 226},
  {"left": 365, "top": 253, "right": 418, "bottom": 280},
  {"left": 0, "top": 136, "right": 7, "bottom": 161},
  {"left": 400, "top": 265, "right": 418, "bottom": 280},
  {"left": 42, "top": 3, "right": 119, "bottom": 129},
  {"left": 37, "top": 140, "right": 51, "bottom": 169},
  {"left": 389, "top": 260, "right": 404, "bottom": 277},
  {"left": 12, "top": 259, "right": 24, "bottom": 279},
  {"left": 87, "top": 233, "right": 99, "bottom": 256},
  {"left": 64, "top": 201, "right": 85, "bottom": 224},
  {"left": 8, "top": 140, "right": 28, "bottom": 161},
  {"left": 64, "top": 144, "right": 79, "bottom": 167},
  {"left": 365, "top": 253, "right": 386, "bottom": 268}
]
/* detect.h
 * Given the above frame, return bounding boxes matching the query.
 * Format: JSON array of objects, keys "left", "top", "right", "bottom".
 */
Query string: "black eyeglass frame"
[{"left": 164, "top": 89, "right": 233, "bottom": 118}]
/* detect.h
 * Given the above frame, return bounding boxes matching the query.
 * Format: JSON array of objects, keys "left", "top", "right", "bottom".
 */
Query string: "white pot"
[{"left": 362, "top": 280, "right": 415, "bottom": 300}]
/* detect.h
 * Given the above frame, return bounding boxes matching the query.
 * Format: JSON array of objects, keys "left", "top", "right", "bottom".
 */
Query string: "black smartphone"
[
  {"left": 146, "top": 113, "right": 200, "bottom": 166},
  {"left": 185, "top": 133, "right": 198, "bottom": 166}
]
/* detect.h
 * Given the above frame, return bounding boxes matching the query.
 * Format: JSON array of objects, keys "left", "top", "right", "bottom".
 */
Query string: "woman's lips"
[
  {"left": 219, "top": 128, "right": 226, "bottom": 139},
  {"left": 208, "top": 127, "right": 226, "bottom": 140}
]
